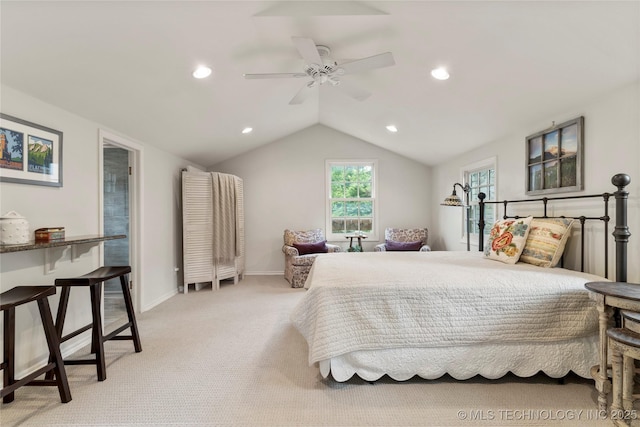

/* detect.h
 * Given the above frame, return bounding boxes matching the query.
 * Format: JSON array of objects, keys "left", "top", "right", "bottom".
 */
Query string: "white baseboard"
[
  {"left": 60, "top": 333, "right": 93, "bottom": 361},
  {"left": 244, "top": 271, "right": 284, "bottom": 276},
  {"left": 12, "top": 331, "right": 93, "bottom": 381},
  {"left": 142, "top": 288, "right": 178, "bottom": 312}
]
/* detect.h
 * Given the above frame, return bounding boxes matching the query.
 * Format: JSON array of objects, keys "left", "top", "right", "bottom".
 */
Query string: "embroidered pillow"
[
  {"left": 293, "top": 240, "right": 328, "bottom": 255},
  {"left": 519, "top": 218, "right": 574, "bottom": 268},
  {"left": 385, "top": 240, "right": 423, "bottom": 251},
  {"left": 484, "top": 216, "right": 533, "bottom": 264}
]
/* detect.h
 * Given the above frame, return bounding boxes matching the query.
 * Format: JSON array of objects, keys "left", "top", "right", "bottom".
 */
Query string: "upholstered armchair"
[
  {"left": 283, "top": 229, "right": 342, "bottom": 288},
  {"left": 374, "top": 228, "right": 431, "bottom": 252}
]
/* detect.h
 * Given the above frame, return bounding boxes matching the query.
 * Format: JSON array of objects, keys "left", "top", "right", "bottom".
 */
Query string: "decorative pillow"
[
  {"left": 519, "top": 218, "right": 574, "bottom": 268},
  {"left": 293, "top": 240, "right": 328, "bottom": 255},
  {"left": 484, "top": 216, "right": 533, "bottom": 264},
  {"left": 385, "top": 240, "right": 423, "bottom": 251}
]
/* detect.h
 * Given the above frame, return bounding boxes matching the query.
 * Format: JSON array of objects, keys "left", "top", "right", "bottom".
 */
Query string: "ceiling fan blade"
[
  {"left": 339, "top": 52, "right": 395, "bottom": 75},
  {"left": 243, "top": 72, "right": 308, "bottom": 79},
  {"left": 291, "top": 36, "right": 323, "bottom": 66},
  {"left": 289, "top": 83, "right": 314, "bottom": 105},
  {"left": 334, "top": 79, "right": 371, "bottom": 101}
]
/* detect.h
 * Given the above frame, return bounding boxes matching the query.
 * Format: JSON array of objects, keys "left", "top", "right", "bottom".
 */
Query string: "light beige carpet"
[{"left": 1, "top": 275, "right": 611, "bottom": 426}]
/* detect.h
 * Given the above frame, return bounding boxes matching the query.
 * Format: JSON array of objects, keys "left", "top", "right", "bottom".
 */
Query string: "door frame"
[{"left": 98, "top": 129, "right": 144, "bottom": 313}]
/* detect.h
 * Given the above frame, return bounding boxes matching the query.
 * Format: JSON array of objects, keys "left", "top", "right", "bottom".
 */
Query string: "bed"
[{"left": 290, "top": 173, "right": 632, "bottom": 382}]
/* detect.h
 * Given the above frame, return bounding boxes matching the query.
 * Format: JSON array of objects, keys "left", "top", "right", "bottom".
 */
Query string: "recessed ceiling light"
[
  {"left": 242, "top": 127, "right": 253, "bottom": 134},
  {"left": 192, "top": 66, "right": 212, "bottom": 79},
  {"left": 386, "top": 125, "right": 398, "bottom": 133},
  {"left": 431, "top": 67, "right": 450, "bottom": 80}
]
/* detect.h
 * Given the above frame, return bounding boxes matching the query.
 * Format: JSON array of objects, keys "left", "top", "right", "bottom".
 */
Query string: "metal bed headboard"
[{"left": 477, "top": 173, "right": 630, "bottom": 282}]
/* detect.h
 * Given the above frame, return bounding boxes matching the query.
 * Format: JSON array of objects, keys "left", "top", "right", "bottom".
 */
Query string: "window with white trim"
[
  {"left": 326, "top": 160, "right": 378, "bottom": 241},
  {"left": 463, "top": 158, "right": 497, "bottom": 244}
]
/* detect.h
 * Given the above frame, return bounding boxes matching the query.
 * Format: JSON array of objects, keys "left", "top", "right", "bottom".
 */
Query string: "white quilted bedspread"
[{"left": 290, "top": 251, "right": 605, "bottom": 365}]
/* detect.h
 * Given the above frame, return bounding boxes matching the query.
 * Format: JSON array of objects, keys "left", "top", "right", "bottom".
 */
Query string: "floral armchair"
[
  {"left": 374, "top": 228, "right": 431, "bottom": 252},
  {"left": 283, "top": 229, "right": 342, "bottom": 288}
]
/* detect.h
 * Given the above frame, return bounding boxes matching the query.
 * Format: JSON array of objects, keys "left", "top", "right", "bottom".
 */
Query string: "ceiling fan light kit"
[{"left": 243, "top": 36, "right": 395, "bottom": 105}]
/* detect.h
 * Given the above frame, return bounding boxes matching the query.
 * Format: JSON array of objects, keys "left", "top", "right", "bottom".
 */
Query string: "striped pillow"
[{"left": 520, "top": 218, "right": 574, "bottom": 268}]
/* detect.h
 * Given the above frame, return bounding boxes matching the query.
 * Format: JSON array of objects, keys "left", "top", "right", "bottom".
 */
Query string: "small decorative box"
[{"left": 35, "top": 227, "right": 65, "bottom": 243}]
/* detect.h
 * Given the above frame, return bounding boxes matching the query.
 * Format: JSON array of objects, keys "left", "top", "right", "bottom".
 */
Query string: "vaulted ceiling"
[{"left": 1, "top": 1, "right": 638, "bottom": 167}]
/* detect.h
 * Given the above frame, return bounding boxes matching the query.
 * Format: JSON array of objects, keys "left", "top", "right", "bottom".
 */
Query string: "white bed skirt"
[{"left": 319, "top": 334, "right": 598, "bottom": 382}]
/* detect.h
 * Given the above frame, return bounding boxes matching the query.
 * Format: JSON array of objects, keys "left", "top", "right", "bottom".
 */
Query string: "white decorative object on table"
[{"left": 0, "top": 211, "right": 29, "bottom": 245}]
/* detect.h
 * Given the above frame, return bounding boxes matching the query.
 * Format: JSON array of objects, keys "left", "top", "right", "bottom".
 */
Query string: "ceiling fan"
[{"left": 243, "top": 37, "right": 395, "bottom": 105}]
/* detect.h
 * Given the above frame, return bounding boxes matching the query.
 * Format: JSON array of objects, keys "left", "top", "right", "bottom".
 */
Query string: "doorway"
[
  {"left": 99, "top": 129, "right": 143, "bottom": 322},
  {"left": 103, "top": 145, "right": 130, "bottom": 325}
]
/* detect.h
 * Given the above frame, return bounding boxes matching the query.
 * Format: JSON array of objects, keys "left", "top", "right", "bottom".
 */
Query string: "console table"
[{"left": 0, "top": 235, "right": 126, "bottom": 274}]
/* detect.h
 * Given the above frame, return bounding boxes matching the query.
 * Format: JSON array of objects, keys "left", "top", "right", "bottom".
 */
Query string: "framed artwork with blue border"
[
  {"left": 0, "top": 113, "right": 63, "bottom": 187},
  {"left": 526, "top": 116, "right": 583, "bottom": 195}
]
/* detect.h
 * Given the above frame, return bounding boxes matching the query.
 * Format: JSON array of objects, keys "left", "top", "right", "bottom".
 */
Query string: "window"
[
  {"left": 326, "top": 160, "right": 378, "bottom": 241},
  {"left": 526, "top": 116, "right": 583, "bottom": 195},
  {"left": 463, "top": 158, "right": 497, "bottom": 243}
]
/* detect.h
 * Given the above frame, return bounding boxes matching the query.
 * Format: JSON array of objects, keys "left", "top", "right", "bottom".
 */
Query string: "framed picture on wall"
[
  {"left": 0, "top": 113, "right": 63, "bottom": 187},
  {"left": 525, "top": 116, "right": 583, "bottom": 195}
]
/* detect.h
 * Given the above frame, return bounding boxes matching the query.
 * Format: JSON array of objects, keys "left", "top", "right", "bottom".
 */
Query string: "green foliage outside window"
[{"left": 329, "top": 163, "right": 374, "bottom": 235}]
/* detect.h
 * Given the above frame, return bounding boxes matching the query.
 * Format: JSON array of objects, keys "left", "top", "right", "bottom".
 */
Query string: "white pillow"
[{"left": 484, "top": 216, "right": 533, "bottom": 264}]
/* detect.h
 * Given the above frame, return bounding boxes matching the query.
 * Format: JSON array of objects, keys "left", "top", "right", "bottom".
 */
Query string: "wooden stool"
[
  {"left": 607, "top": 327, "right": 640, "bottom": 426},
  {"left": 50, "top": 266, "right": 142, "bottom": 381},
  {"left": 1, "top": 286, "right": 71, "bottom": 403},
  {"left": 621, "top": 311, "right": 640, "bottom": 389},
  {"left": 622, "top": 310, "right": 640, "bottom": 332}
]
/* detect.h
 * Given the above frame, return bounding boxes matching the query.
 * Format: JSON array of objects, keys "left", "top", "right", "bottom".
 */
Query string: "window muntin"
[
  {"left": 326, "top": 160, "right": 377, "bottom": 241},
  {"left": 526, "top": 116, "right": 583, "bottom": 195},
  {"left": 463, "top": 160, "right": 496, "bottom": 242}
]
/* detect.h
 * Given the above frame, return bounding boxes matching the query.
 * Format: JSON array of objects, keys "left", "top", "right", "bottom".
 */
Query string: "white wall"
[
  {"left": 211, "top": 124, "right": 432, "bottom": 274},
  {"left": 3, "top": 78, "right": 636, "bottom": 374},
  {"left": 0, "top": 85, "right": 195, "bottom": 372},
  {"left": 430, "top": 81, "right": 640, "bottom": 283}
]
